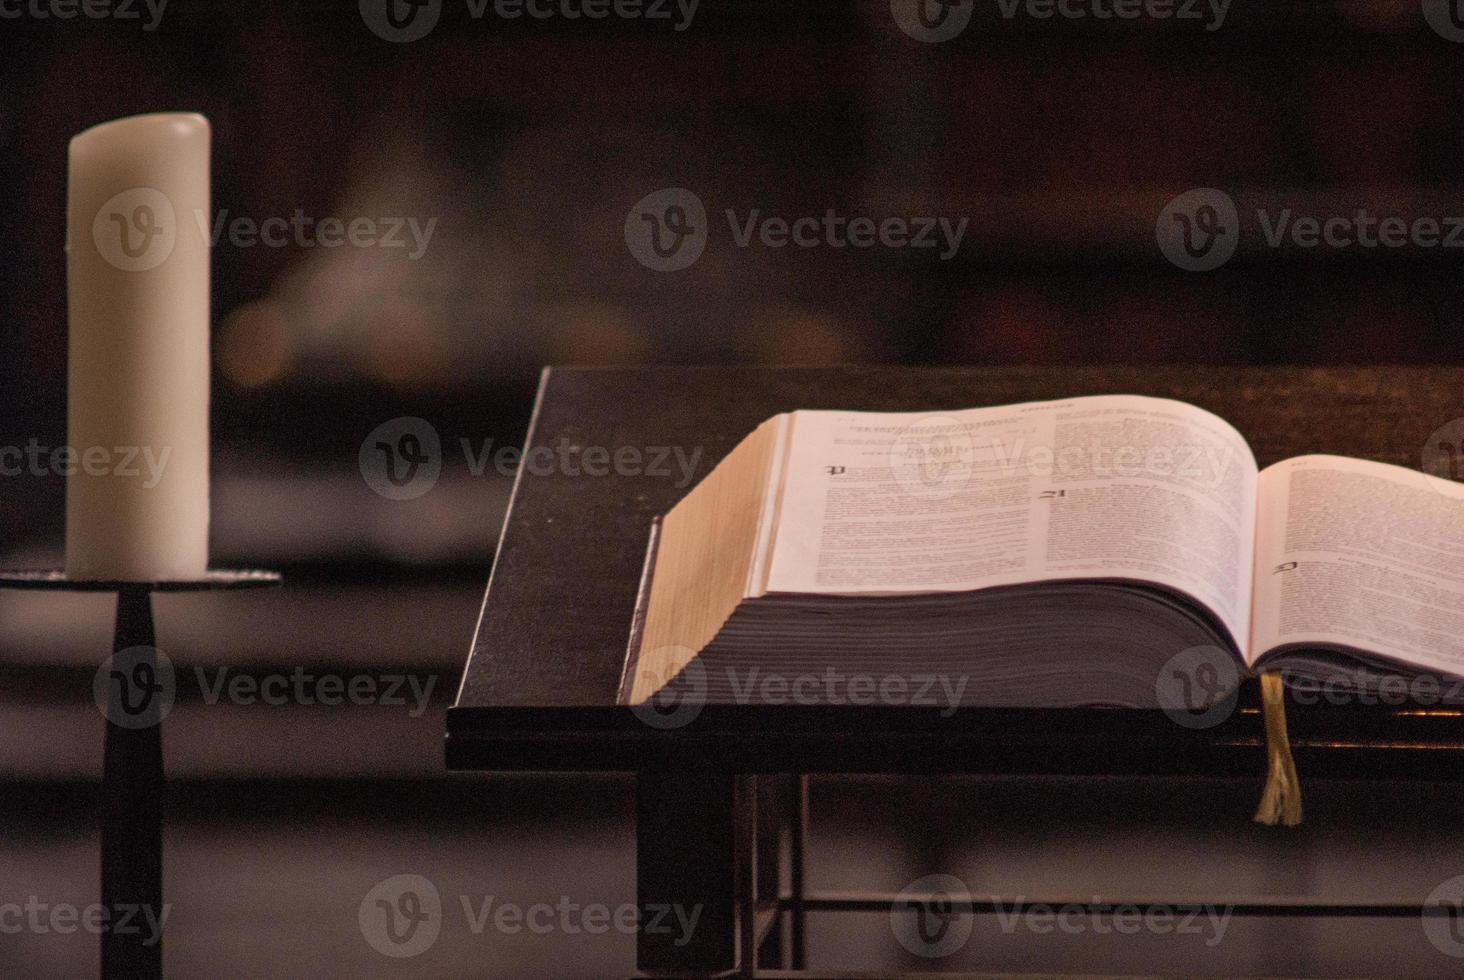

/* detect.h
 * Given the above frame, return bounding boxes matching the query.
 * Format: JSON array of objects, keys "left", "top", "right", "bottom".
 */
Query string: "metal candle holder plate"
[{"left": 0, "top": 569, "right": 280, "bottom": 591}]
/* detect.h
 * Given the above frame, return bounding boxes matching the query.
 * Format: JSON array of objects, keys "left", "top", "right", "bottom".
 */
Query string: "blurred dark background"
[
  {"left": 3, "top": 0, "right": 1464, "bottom": 976},
  {"left": 5, "top": 0, "right": 1464, "bottom": 563}
]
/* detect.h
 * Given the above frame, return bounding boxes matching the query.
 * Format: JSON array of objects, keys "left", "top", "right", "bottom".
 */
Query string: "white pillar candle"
[{"left": 66, "top": 113, "right": 211, "bottom": 581}]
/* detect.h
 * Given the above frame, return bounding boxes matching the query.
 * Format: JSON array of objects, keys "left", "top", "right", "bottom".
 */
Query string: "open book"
[{"left": 622, "top": 395, "right": 1464, "bottom": 713}]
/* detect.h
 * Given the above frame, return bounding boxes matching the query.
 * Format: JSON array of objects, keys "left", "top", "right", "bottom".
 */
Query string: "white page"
[
  {"left": 761, "top": 394, "right": 1257, "bottom": 650},
  {"left": 1251, "top": 455, "right": 1464, "bottom": 673}
]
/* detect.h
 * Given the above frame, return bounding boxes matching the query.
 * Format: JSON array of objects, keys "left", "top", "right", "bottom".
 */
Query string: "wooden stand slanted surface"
[{"left": 445, "top": 366, "right": 1464, "bottom": 978}]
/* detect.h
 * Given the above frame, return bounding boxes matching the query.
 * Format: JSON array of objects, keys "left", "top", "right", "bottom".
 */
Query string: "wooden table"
[{"left": 447, "top": 365, "right": 1464, "bottom": 978}]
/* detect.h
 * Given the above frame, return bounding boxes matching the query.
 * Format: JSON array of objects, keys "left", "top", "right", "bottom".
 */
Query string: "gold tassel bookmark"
[{"left": 1254, "top": 672, "right": 1303, "bottom": 827}]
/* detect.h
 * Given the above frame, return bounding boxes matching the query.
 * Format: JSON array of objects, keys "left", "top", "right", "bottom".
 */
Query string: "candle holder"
[{"left": 0, "top": 569, "right": 281, "bottom": 980}]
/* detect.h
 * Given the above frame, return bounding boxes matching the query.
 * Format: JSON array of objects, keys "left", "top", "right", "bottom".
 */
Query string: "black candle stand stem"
[{"left": 102, "top": 586, "right": 164, "bottom": 980}]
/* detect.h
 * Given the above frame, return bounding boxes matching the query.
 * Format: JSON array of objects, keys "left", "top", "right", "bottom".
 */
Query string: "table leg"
[
  {"left": 788, "top": 775, "right": 808, "bottom": 971},
  {"left": 637, "top": 771, "right": 742, "bottom": 976},
  {"left": 100, "top": 587, "right": 164, "bottom": 980}
]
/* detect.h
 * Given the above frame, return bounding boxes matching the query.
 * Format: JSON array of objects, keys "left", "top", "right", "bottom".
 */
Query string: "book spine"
[{"left": 616, "top": 516, "right": 663, "bottom": 704}]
